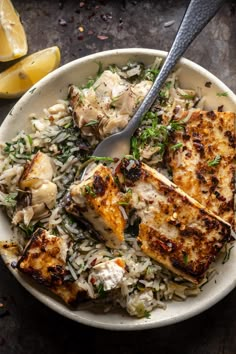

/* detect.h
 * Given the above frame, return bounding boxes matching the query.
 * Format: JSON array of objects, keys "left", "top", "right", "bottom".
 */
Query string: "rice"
[{"left": 0, "top": 59, "right": 205, "bottom": 318}]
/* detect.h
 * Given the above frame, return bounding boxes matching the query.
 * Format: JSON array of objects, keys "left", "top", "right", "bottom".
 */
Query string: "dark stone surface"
[{"left": 0, "top": 1, "right": 235, "bottom": 353}]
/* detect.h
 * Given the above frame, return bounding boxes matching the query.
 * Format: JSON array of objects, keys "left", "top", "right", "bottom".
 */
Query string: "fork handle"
[{"left": 123, "top": 0, "right": 225, "bottom": 136}]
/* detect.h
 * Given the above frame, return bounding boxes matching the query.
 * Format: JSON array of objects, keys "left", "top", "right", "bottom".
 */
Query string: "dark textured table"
[{"left": 0, "top": 1, "right": 235, "bottom": 353}]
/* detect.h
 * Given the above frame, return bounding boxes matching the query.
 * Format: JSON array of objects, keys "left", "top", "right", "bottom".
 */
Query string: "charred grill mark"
[
  {"left": 119, "top": 158, "right": 142, "bottom": 182},
  {"left": 185, "top": 151, "right": 192, "bottom": 158},
  {"left": 182, "top": 134, "right": 190, "bottom": 141},
  {"left": 193, "top": 141, "right": 204, "bottom": 156},
  {"left": 170, "top": 257, "right": 211, "bottom": 280},
  {"left": 209, "top": 176, "right": 219, "bottom": 193},
  {"left": 93, "top": 174, "right": 107, "bottom": 196},
  {"left": 218, "top": 225, "right": 232, "bottom": 242},
  {"left": 214, "top": 191, "right": 226, "bottom": 201},
  {"left": 206, "top": 111, "right": 216, "bottom": 119},
  {"left": 158, "top": 182, "right": 175, "bottom": 196},
  {"left": 148, "top": 231, "right": 176, "bottom": 254},
  {"left": 224, "top": 130, "right": 235, "bottom": 147},
  {"left": 180, "top": 227, "right": 203, "bottom": 238},
  {"left": 48, "top": 265, "right": 65, "bottom": 284},
  {"left": 17, "top": 228, "right": 47, "bottom": 265},
  {"left": 202, "top": 217, "right": 219, "bottom": 230},
  {"left": 219, "top": 199, "right": 234, "bottom": 213},
  {"left": 196, "top": 171, "right": 207, "bottom": 184}
]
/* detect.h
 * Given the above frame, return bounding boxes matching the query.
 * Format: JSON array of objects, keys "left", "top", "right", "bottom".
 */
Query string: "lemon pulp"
[{"left": 0, "top": 0, "right": 28, "bottom": 61}]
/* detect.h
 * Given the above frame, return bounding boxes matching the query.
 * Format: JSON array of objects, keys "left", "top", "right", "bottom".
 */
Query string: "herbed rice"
[{"left": 0, "top": 59, "right": 212, "bottom": 318}]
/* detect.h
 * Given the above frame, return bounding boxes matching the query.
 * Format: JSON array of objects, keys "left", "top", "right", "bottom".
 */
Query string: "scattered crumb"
[
  {"left": 58, "top": 18, "right": 67, "bottom": 26},
  {"left": 97, "top": 35, "right": 109, "bottom": 40},
  {"left": 205, "top": 81, "right": 212, "bottom": 88},
  {"left": 164, "top": 20, "right": 175, "bottom": 28},
  {"left": 77, "top": 34, "right": 84, "bottom": 40}
]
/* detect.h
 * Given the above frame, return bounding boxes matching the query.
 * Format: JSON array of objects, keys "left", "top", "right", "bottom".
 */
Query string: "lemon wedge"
[
  {"left": 0, "top": 0, "right": 28, "bottom": 62},
  {"left": 0, "top": 46, "right": 61, "bottom": 98}
]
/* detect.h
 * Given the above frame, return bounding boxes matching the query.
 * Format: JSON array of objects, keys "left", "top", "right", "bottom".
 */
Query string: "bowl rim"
[{"left": 1, "top": 48, "right": 235, "bottom": 330}]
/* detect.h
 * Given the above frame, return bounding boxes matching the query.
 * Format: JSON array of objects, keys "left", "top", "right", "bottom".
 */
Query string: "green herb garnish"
[
  {"left": 180, "top": 94, "right": 195, "bottom": 100},
  {"left": 118, "top": 201, "right": 129, "bottom": 206},
  {"left": 208, "top": 155, "right": 221, "bottom": 167},
  {"left": 143, "top": 111, "right": 158, "bottom": 121},
  {"left": 89, "top": 156, "right": 114, "bottom": 163},
  {"left": 84, "top": 78, "right": 95, "bottom": 89},
  {"left": 84, "top": 120, "right": 98, "bottom": 127},
  {"left": 97, "top": 283, "right": 106, "bottom": 298},
  {"left": 216, "top": 92, "right": 228, "bottom": 97},
  {"left": 168, "top": 121, "right": 184, "bottom": 131},
  {"left": 144, "top": 310, "right": 151, "bottom": 319},
  {"left": 183, "top": 252, "right": 188, "bottom": 265},
  {"left": 131, "top": 137, "right": 140, "bottom": 159},
  {"left": 126, "top": 188, "right": 132, "bottom": 195},
  {"left": 19, "top": 222, "right": 42, "bottom": 238},
  {"left": 4, "top": 192, "right": 18, "bottom": 206},
  {"left": 170, "top": 142, "right": 183, "bottom": 151},
  {"left": 96, "top": 61, "right": 103, "bottom": 77},
  {"left": 85, "top": 185, "right": 96, "bottom": 198},
  {"left": 222, "top": 245, "right": 234, "bottom": 264},
  {"left": 64, "top": 122, "right": 73, "bottom": 129},
  {"left": 29, "top": 87, "right": 37, "bottom": 94},
  {"left": 27, "top": 135, "right": 33, "bottom": 146},
  {"left": 144, "top": 68, "right": 160, "bottom": 82}
]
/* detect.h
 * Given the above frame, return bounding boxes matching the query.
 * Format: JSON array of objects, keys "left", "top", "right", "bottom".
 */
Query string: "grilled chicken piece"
[
  {"left": 116, "top": 158, "right": 232, "bottom": 283},
  {"left": 65, "top": 164, "right": 126, "bottom": 248},
  {"left": 13, "top": 152, "right": 57, "bottom": 224},
  {"left": 17, "top": 228, "right": 85, "bottom": 304},
  {"left": 19, "top": 151, "right": 54, "bottom": 189},
  {"left": 167, "top": 110, "right": 235, "bottom": 229},
  {"left": 69, "top": 70, "right": 152, "bottom": 140}
]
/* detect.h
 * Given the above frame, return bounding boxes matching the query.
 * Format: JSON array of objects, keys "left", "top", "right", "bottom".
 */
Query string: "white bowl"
[{"left": 0, "top": 48, "right": 235, "bottom": 330}]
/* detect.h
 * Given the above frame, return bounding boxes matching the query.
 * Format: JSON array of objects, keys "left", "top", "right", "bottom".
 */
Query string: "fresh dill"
[
  {"left": 216, "top": 92, "right": 228, "bottom": 97},
  {"left": 170, "top": 142, "right": 183, "bottom": 151},
  {"left": 208, "top": 155, "right": 221, "bottom": 167}
]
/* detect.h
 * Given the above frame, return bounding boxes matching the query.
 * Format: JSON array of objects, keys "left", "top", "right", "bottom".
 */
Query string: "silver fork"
[{"left": 82, "top": 0, "right": 225, "bottom": 176}]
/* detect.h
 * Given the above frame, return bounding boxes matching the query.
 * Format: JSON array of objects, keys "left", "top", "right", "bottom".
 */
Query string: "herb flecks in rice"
[{"left": 0, "top": 60, "right": 203, "bottom": 318}]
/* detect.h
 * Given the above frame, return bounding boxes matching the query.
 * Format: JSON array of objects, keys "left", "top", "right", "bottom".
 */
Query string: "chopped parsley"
[
  {"left": 4, "top": 192, "right": 18, "bottom": 206},
  {"left": 27, "top": 135, "right": 33, "bottom": 145},
  {"left": 183, "top": 252, "right": 188, "bottom": 265},
  {"left": 118, "top": 201, "right": 129, "bottom": 206},
  {"left": 216, "top": 92, "right": 228, "bottom": 97},
  {"left": 97, "top": 283, "right": 106, "bottom": 298},
  {"left": 144, "top": 310, "right": 151, "bottom": 319},
  {"left": 144, "top": 68, "right": 160, "bottom": 82},
  {"left": 85, "top": 185, "right": 96, "bottom": 198},
  {"left": 131, "top": 136, "right": 140, "bottom": 159},
  {"left": 170, "top": 142, "right": 183, "bottom": 151},
  {"left": 84, "top": 120, "right": 99, "bottom": 127},
  {"left": 89, "top": 156, "right": 114, "bottom": 163},
  {"left": 208, "top": 155, "right": 221, "bottom": 167},
  {"left": 83, "top": 78, "right": 95, "bottom": 89}
]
